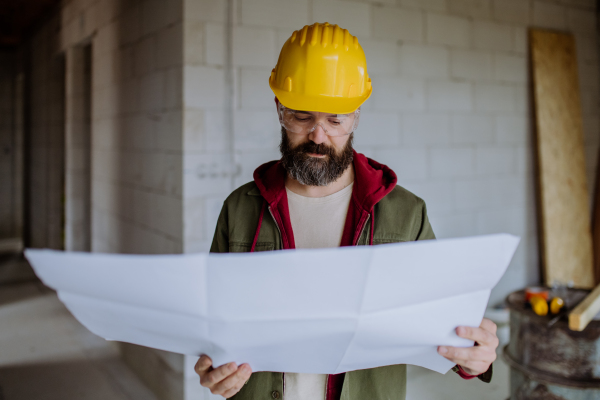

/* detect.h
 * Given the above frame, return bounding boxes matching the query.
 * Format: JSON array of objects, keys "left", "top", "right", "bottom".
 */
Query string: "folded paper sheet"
[{"left": 25, "top": 234, "right": 519, "bottom": 375}]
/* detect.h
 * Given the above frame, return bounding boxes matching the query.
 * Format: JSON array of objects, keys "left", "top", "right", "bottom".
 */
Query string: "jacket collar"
[
  {"left": 349, "top": 151, "right": 397, "bottom": 212},
  {"left": 252, "top": 150, "right": 398, "bottom": 248},
  {"left": 253, "top": 151, "right": 397, "bottom": 210}
]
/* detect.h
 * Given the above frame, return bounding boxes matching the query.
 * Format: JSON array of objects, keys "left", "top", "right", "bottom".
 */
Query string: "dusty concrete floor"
[
  {"left": 0, "top": 281, "right": 158, "bottom": 400},
  {"left": 0, "top": 280, "right": 510, "bottom": 400}
]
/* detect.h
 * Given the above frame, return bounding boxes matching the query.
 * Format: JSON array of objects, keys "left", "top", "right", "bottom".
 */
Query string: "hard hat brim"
[{"left": 270, "top": 78, "right": 372, "bottom": 115}]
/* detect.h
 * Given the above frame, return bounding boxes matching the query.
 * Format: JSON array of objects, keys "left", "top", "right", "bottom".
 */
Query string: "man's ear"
[{"left": 274, "top": 97, "right": 279, "bottom": 108}]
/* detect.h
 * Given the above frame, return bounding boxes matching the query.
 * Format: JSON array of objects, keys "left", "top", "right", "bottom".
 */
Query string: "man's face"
[{"left": 279, "top": 125, "right": 354, "bottom": 187}]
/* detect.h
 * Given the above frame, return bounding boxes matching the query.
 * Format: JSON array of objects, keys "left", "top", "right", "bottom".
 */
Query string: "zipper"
[
  {"left": 354, "top": 214, "right": 370, "bottom": 246},
  {"left": 268, "top": 206, "right": 284, "bottom": 246}
]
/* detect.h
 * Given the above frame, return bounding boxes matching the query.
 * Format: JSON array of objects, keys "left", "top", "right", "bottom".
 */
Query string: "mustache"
[{"left": 293, "top": 141, "right": 336, "bottom": 157}]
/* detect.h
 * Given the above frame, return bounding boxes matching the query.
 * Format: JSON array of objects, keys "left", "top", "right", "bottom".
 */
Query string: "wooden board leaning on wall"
[{"left": 530, "top": 28, "right": 595, "bottom": 289}]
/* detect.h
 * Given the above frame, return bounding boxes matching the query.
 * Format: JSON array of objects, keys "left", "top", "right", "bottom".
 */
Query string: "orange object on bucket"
[{"left": 525, "top": 287, "right": 549, "bottom": 302}]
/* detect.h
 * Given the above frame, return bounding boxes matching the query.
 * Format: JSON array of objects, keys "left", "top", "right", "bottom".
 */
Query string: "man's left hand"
[{"left": 437, "top": 318, "right": 499, "bottom": 376}]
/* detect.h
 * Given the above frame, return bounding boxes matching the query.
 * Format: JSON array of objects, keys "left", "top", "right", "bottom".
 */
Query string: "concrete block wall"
[
  {"left": 27, "top": 14, "right": 66, "bottom": 250},
  {"left": 35, "top": 1, "right": 186, "bottom": 399},
  {"left": 181, "top": 0, "right": 600, "bottom": 307},
  {"left": 65, "top": 45, "right": 92, "bottom": 251},
  {"left": 58, "top": 0, "right": 185, "bottom": 256}
]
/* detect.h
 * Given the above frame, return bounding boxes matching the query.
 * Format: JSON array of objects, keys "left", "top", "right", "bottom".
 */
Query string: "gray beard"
[{"left": 279, "top": 128, "right": 354, "bottom": 187}]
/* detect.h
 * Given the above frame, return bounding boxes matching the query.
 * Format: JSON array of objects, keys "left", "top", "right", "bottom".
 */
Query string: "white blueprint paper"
[{"left": 24, "top": 234, "right": 519, "bottom": 375}]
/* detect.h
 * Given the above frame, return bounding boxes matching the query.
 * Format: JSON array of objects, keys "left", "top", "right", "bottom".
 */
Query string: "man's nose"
[{"left": 308, "top": 123, "right": 328, "bottom": 144}]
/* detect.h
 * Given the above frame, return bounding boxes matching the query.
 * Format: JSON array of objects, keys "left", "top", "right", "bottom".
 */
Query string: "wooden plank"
[
  {"left": 569, "top": 283, "right": 600, "bottom": 331},
  {"left": 530, "top": 29, "right": 595, "bottom": 289}
]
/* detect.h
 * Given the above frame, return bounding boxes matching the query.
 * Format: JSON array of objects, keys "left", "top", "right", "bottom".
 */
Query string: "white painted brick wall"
[
  {"left": 403, "top": 180, "right": 455, "bottom": 215},
  {"left": 473, "top": 20, "right": 512, "bottom": 52},
  {"left": 312, "top": 0, "right": 370, "bottom": 38},
  {"left": 476, "top": 207, "right": 533, "bottom": 237},
  {"left": 432, "top": 213, "right": 477, "bottom": 239},
  {"left": 398, "top": 45, "right": 449, "bottom": 78},
  {"left": 373, "top": 148, "right": 428, "bottom": 181},
  {"left": 184, "top": 66, "right": 226, "bottom": 108},
  {"left": 204, "top": 23, "right": 226, "bottom": 66},
  {"left": 241, "top": 0, "right": 309, "bottom": 29},
  {"left": 426, "top": 13, "right": 470, "bottom": 48},
  {"left": 448, "top": 0, "right": 492, "bottom": 19},
  {"left": 568, "top": 9, "right": 596, "bottom": 34},
  {"left": 176, "top": 0, "right": 600, "bottom": 346},
  {"left": 355, "top": 112, "right": 401, "bottom": 147},
  {"left": 430, "top": 147, "right": 475, "bottom": 178},
  {"left": 493, "top": 53, "right": 527, "bottom": 84},
  {"left": 475, "top": 146, "right": 517, "bottom": 175},
  {"left": 232, "top": 26, "right": 276, "bottom": 67},
  {"left": 240, "top": 68, "right": 275, "bottom": 109},
  {"left": 474, "top": 83, "right": 517, "bottom": 112},
  {"left": 427, "top": 81, "right": 472, "bottom": 111},
  {"left": 533, "top": 0, "right": 568, "bottom": 30},
  {"left": 403, "top": 113, "right": 451, "bottom": 145},
  {"left": 233, "top": 110, "right": 280, "bottom": 151},
  {"left": 492, "top": 0, "right": 530, "bottom": 25},
  {"left": 372, "top": 6, "right": 423, "bottom": 42},
  {"left": 361, "top": 39, "right": 398, "bottom": 74},
  {"left": 185, "top": 0, "right": 226, "bottom": 23},
  {"left": 203, "top": 110, "right": 229, "bottom": 151},
  {"left": 450, "top": 49, "right": 493, "bottom": 80},
  {"left": 370, "top": 77, "right": 425, "bottom": 111},
  {"left": 513, "top": 27, "right": 528, "bottom": 54},
  {"left": 495, "top": 114, "right": 529, "bottom": 144},
  {"left": 451, "top": 115, "right": 495, "bottom": 144},
  {"left": 399, "top": 0, "right": 446, "bottom": 12}
]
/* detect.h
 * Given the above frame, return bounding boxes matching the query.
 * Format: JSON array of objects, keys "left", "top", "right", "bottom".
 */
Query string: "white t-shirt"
[{"left": 284, "top": 183, "right": 354, "bottom": 400}]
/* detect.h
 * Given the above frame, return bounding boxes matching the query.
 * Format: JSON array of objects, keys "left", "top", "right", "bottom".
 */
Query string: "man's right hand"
[{"left": 195, "top": 355, "right": 252, "bottom": 398}]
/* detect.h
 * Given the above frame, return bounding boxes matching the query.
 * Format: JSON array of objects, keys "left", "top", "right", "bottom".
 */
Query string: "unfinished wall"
[
  {"left": 64, "top": 0, "right": 185, "bottom": 398},
  {"left": 181, "top": 0, "right": 600, "bottom": 308},
  {"left": 65, "top": 44, "right": 92, "bottom": 251},
  {"left": 27, "top": 13, "right": 66, "bottom": 250},
  {"left": 27, "top": 0, "right": 186, "bottom": 399},
  {"left": 0, "top": 51, "right": 19, "bottom": 241},
  {"left": 58, "top": 0, "right": 185, "bottom": 256}
]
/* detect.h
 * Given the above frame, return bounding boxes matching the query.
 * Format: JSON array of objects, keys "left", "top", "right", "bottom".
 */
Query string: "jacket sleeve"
[
  {"left": 209, "top": 203, "right": 229, "bottom": 253},
  {"left": 416, "top": 201, "right": 436, "bottom": 241},
  {"left": 452, "top": 364, "right": 493, "bottom": 383}
]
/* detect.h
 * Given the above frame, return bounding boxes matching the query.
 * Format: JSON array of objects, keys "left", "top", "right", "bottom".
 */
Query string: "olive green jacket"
[{"left": 210, "top": 154, "right": 491, "bottom": 400}]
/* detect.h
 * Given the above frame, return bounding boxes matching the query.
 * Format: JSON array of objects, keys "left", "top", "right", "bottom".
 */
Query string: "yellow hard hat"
[{"left": 269, "top": 22, "right": 372, "bottom": 114}]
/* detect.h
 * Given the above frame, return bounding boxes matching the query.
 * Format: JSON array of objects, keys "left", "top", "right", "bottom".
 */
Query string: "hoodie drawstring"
[{"left": 250, "top": 201, "right": 267, "bottom": 252}]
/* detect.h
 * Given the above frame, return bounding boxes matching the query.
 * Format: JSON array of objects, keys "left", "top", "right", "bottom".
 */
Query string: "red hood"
[
  {"left": 252, "top": 151, "right": 397, "bottom": 248},
  {"left": 253, "top": 150, "right": 397, "bottom": 210}
]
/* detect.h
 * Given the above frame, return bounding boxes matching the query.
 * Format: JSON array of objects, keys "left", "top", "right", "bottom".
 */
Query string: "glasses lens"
[{"left": 278, "top": 105, "right": 358, "bottom": 136}]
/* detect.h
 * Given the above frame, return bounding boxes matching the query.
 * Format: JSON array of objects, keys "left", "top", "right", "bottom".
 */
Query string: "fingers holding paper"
[
  {"left": 195, "top": 355, "right": 253, "bottom": 398},
  {"left": 437, "top": 317, "right": 499, "bottom": 376}
]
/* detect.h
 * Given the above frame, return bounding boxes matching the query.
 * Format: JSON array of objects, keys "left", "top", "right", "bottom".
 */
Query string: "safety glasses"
[{"left": 277, "top": 103, "right": 360, "bottom": 137}]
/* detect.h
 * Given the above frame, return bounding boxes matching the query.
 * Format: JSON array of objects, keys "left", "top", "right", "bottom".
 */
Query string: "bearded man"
[{"left": 194, "top": 22, "right": 498, "bottom": 400}]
